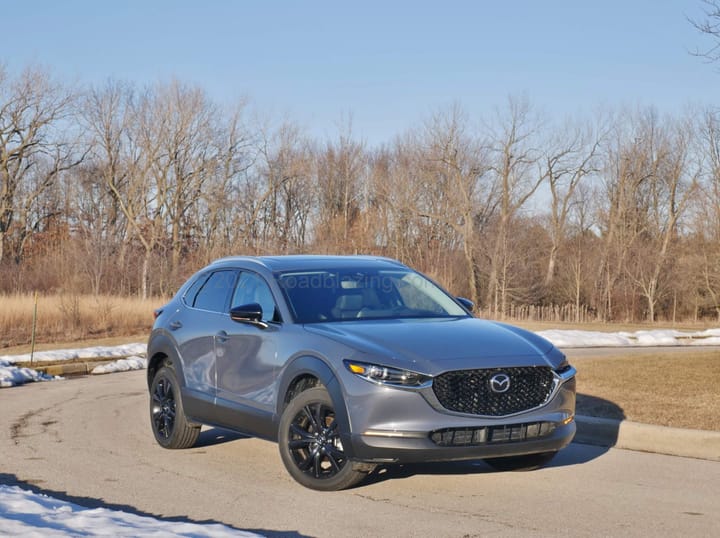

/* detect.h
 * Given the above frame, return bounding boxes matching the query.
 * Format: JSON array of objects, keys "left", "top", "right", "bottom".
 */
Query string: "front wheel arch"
[{"left": 276, "top": 356, "right": 354, "bottom": 459}]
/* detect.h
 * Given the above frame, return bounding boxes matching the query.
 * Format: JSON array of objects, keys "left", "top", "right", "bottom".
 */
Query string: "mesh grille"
[{"left": 432, "top": 367, "right": 555, "bottom": 416}]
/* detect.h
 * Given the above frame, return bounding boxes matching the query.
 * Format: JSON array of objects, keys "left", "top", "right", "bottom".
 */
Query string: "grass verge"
[{"left": 573, "top": 350, "right": 720, "bottom": 431}]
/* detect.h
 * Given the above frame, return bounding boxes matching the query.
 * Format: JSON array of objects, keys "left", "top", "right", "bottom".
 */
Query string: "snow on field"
[
  {"left": 536, "top": 328, "right": 720, "bottom": 348},
  {"left": 0, "top": 485, "right": 262, "bottom": 537}
]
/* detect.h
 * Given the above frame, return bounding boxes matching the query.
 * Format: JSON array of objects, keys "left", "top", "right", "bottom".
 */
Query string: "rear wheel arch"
[{"left": 147, "top": 334, "right": 186, "bottom": 390}]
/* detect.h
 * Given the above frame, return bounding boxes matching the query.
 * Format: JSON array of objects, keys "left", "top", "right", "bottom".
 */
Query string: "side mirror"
[
  {"left": 456, "top": 297, "right": 474, "bottom": 312},
  {"left": 230, "top": 303, "right": 268, "bottom": 328}
]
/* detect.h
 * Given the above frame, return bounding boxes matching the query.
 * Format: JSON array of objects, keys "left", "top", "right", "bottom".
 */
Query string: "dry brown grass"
[
  {"left": 573, "top": 351, "right": 720, "bottom": 431},
  {"left": 0, "top": 293, "right": 164, "bottom": 350}
]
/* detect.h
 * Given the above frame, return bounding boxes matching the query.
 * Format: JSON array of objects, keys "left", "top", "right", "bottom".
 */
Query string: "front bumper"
[
  {"left": 342, "top": 369, "right": 577, "bottom": 464},
  {"left": 351, "top": 419, "right": 576, "bottom": 463}
]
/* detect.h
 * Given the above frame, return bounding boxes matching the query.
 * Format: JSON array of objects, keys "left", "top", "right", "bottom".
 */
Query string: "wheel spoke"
[
  {"left": 289, "top": 439, "right": 314, "bottom": 449},
  {"left": 299, "top": 448, "right": 318, "bottom": 471},
  {"left": 326, "top": 451, "right": 341, "bottom": 473},
  {"left": 326, "top": 444, "right": 344, "bottom": 460},
  {"left": 163, "top": 415, "right": 172, "bottom": 437},
  {"left": 302, "top": 405, "right": 320, "bottom": 432},
  {"left": 157, "top": 380, "right": 167, "bottom": 399},
  {"left": 290, "top": 423, "right": 315, "bottom": 442},
  {"left": 313, "top": 451, "right": 322, "bottom": 478}
]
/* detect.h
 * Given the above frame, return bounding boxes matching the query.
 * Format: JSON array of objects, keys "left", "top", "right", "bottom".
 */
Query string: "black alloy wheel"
[
  {"left": 149, "top": 365, "right": 200, "bottom": 449},
  {"left": 279, "top": 387, "right": 371, "bottom": 491},
  {"left": 152, "top": 375, "right": 175, "bottom": 440}
]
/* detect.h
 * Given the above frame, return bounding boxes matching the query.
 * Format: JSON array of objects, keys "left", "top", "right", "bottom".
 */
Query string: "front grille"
[
  {"left": 430, "top": 421, "right": 557, "bottom": 446},
  {"left": 432, "top": 367, "right": 555, "bottom": 416}
]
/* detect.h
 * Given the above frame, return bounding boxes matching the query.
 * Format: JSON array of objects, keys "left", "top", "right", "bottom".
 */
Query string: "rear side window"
[
  {"left": 183, "top": 273, "right": 210, "bottom": 307},
  {"left": 192, "top": 270, "right": 237, "bottom": 313}
]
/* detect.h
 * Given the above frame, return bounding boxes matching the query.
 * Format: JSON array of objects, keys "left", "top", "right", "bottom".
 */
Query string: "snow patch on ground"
[
  {"left": 0, "top": 359, "right": 58, "bottom": 388},
  {"left": 1, "top": 343, "right": 147, "bottom": 364},
  {"left": 91, "top": 356, "right": 147, "bottom": 375},
  {"left": 0, "top": 485, "right": 262, "bottom": 537}
]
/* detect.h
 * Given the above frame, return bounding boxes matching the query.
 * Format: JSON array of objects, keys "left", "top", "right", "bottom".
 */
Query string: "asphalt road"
[{"left": 1, "top": 371, "right": 719, "bottom": 537}]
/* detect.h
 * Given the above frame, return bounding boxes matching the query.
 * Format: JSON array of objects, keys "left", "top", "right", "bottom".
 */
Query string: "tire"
[
  {"left": 484, "top": 451, "right": 557, "bottom": 472},
  {"left": 278, "top": 387, "right": 371, "bottom": 491},
  {"left": 149, "top": 364, "right": 200, "bottom": 449}
]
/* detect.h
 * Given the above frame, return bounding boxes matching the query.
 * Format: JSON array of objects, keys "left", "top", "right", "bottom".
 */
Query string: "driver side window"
[{"left": 231, "top": 272, "right": 279, "bottom": 322}]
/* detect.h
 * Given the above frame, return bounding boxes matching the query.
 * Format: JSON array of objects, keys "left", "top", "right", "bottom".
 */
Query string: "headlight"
[{"left": 343, "top": 360, "right": 431, "bottom": 388}]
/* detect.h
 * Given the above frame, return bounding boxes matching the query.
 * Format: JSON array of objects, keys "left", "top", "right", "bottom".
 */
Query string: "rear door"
[{"left": 176, "top": 269, "right": 238, "bottom": 397}]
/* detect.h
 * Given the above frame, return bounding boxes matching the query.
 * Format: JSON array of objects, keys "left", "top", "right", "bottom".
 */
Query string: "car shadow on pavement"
[
  {"left": 0, "top": 473, "right": 310, "bottom": 538},
  {"left": 360, "top": 442, "right": 611, "bottom": 487},
  {"left": 193, "top": 426, "right": 250, "bottom": 448},
  {"left": 575, "top": 393, "right": 626, "bottom": 447}
]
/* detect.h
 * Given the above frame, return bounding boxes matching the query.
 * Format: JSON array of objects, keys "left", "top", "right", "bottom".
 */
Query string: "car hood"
[{"left": 304, "top": 317, "right": 559, "bottom": 375}]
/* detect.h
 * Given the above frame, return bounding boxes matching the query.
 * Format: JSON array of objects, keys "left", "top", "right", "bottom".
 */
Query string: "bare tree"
[
  {"left": 540, "top": 117, "right": 603, "bottom": 290},
  {"left": 0, "top": 65, "right": 83, "bottom": 263},
  {"left": 485, "top": 97, "right": 543, "bottom": 317},
  {"left": 694, "top": 108, "right": 720, "bottom": 320},
  {"left": 411, "top": 105, "right": 493, "bottom": 305},
  {"left": 145, "top": 80, "right": 220, "bottom": 285},
  {"left": 628, "top": 117, "right": 699, "bottom": 321},
  {"left": 196, "top": 101, "right": 254, "bottom": 262},
  {"left": 689, "top": 0, "right": 720, "bottom": 62}
]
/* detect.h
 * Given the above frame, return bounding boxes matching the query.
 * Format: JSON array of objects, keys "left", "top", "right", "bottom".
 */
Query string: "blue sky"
[{"left": 2, "top": 1, "right": 717, "bottom": 144}]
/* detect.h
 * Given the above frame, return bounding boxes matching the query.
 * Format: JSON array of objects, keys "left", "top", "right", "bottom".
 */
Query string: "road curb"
[
  {"left": 575, "top": 414, "right": 720, "bottom": 462},
  {"left": 25, "top": 358, "right": 124, "bottom": 377}
]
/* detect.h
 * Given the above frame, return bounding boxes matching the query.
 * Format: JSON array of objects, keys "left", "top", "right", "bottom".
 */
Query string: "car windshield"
[{"left": 276, "top": 268, "right": 469, "bottom": 323}]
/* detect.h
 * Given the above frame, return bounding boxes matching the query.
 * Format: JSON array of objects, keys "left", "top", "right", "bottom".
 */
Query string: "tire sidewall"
[{"left": 150, "top": 365, "right": 197, "bottom": 449}]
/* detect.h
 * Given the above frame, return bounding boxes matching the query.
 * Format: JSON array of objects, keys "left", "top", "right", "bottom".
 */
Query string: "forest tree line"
[{"left": 2, "top": 65, "right": 720, "bottom": 323}]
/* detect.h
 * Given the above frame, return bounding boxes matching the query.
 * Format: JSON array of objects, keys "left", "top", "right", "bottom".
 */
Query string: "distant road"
[
  {"left": 563, "top": 345, "right": 720, "bottom": 359},
  {"left": 1, "top": 371, "right": 719, "bottom": 537}
]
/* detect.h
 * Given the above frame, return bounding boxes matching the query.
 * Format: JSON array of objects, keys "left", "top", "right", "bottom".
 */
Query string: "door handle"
[
  {"left": 216, "top": 330, "right": 229, "bottom": 344},
  {"left": 169, "top": 320, "right": 183, "bottom": 330}
]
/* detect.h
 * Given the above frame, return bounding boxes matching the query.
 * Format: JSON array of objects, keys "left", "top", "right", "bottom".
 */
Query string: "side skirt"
[{"left": 181, "top": 388, "right": 278, "bottom": 442}]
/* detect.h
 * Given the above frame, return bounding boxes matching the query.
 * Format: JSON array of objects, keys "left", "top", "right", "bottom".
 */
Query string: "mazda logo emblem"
[{"left": 489, "top": 373, "right": 511, "bottom": 393}]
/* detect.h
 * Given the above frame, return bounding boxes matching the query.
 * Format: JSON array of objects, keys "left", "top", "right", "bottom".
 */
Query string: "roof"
[{"left": 209, "top": 254, "right": 407, "bottom": 272}]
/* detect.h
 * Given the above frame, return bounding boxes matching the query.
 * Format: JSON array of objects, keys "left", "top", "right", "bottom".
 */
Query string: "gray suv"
[{"left": 147, "top": 255, "right": 576, "bottom": 490}]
